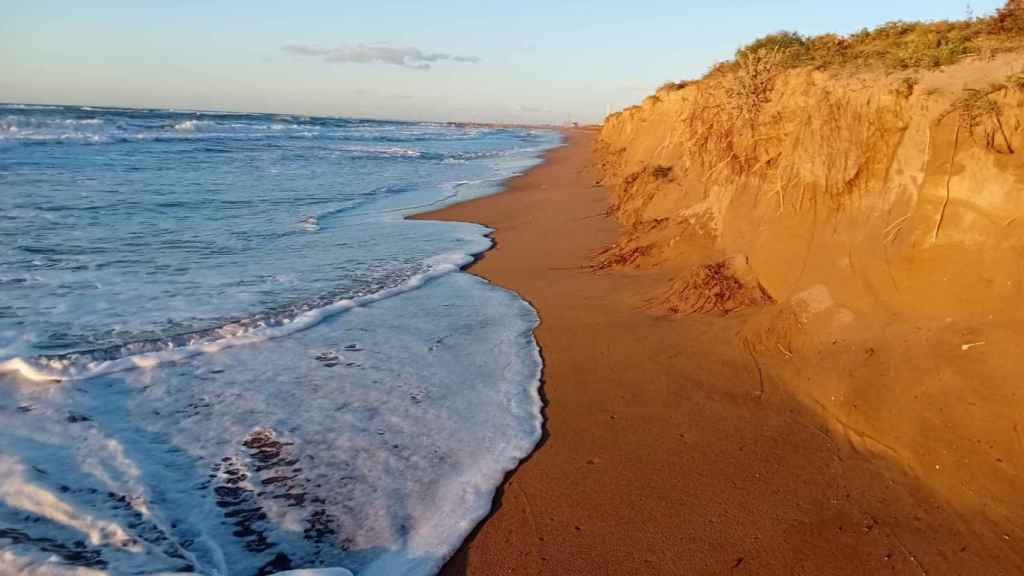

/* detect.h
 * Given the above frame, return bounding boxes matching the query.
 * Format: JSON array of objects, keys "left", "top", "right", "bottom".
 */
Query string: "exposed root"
[
  {"left": 933, "top": 124, "right": 961, "bottom": 243},
  {"left": 993, "top": 112, "right": 1015, "bottom": 154}
]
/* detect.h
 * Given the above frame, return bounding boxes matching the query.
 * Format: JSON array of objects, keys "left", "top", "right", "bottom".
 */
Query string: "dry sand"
[{"left": 417, "top": 129, "right": 1022, "bottom": 575}]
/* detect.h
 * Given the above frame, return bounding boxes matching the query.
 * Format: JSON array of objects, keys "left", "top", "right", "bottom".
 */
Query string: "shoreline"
[{"left": 415, "top": 129, "right": 1013, "bottom": 574}]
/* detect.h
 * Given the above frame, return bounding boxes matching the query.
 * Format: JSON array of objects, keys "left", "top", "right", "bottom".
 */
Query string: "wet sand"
[{"left": 416, "top": 129, "right": 1006, "bottom": 575}]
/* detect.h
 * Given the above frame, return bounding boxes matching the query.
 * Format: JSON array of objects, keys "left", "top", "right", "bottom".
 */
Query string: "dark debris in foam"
[
  {"left": 176, "top": 397, "right": 213, "bottom": 419},
  {"left": 208, "top": 428, "right": 343, "bottom": 571},
  {"left": 66, "top": 411, "right": 91, "bottom": 423}
]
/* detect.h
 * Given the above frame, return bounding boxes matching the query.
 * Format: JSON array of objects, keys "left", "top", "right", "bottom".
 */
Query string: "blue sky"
[{"left": 1, "top": 1, "right": 1006, "bottom": 123}]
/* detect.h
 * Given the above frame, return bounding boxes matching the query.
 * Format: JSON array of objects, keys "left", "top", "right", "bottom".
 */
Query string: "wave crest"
[{"left": 0, "top": 252, "right": 475, "bottom": 383}]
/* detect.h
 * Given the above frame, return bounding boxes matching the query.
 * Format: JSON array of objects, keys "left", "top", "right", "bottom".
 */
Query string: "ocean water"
[{"left": 0, "top": 103, "right": 560, "bottom": 575}]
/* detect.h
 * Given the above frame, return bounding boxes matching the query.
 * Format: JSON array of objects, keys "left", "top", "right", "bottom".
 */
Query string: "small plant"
[
  {"left": 657, "top": 80, "right": 690, "bottom": 93},
  {"left": 728, "top": 47, "right": 788, "bottom": 121},
  {"left": 894, "top": 76, "right": 920, "bottom": 99},
  {"left": 950, "top": 87, "right": 1001, "bottom": 129},
  {"left": 706, "top": 60, "right": 737, "bottom": 78},
  {"left": 735, "top": 31, "right": 811, "bottom": 68}
]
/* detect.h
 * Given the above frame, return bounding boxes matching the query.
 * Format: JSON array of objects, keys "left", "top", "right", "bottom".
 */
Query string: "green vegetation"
[{"left": 704, "top": 0, "right": 1024, "bottom": 78}]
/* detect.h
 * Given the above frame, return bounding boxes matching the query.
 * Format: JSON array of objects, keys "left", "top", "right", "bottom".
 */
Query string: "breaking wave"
[{"left": 0, "top": 252, "right": 478, "bottom": 383}]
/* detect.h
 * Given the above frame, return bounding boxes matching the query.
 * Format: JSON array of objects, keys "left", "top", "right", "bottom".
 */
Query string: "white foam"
[
  {"left": 0, "top": 252, "right": 476, "bottom": 384},
  {"left": 173, "top": 119, "right": 200, "bottom": 131},
  {"left": 274, "top": 565, "right": 354, "bottom": 569},
  {"left": 301, "top": 215, "right": 320, "bottom": 232},
  {"left": 144, "top": 565, "right": 354, "bottom": 569},
  {"left": 0, "top": 103, "right": 62, "bottom": 110},
  {"left": 329, "top": 144, "right": 424, "bottom": 159},
  {"left": 0, "top": 272, "right": 543, "bottom": 575},
  {"left": 0, "top": 115, "right": 110, "bottom": 143}
]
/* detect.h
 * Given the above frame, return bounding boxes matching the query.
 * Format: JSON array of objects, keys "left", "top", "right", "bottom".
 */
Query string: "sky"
[{"left": 1, "top": 1, "right": 1007, "bottom": 124}]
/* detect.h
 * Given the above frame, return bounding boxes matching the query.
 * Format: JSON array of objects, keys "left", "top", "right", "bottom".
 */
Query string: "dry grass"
[
  {"left": 704, "top": 0, "right": 1024, "bottom": 80},
  {"left": 942, "top": 78, "right": 1018, "bottom": 153},
  {"left": 727, "top": 47, "right": 788, "bottom": 121},
  {"left": 659, "top": 0, "right": 1024, "bottom": 194},
  {"left": 657, "top": 80, "right": 691, "bottom": 94},
  {"left": 610, "top": 1, "right": 1023, "bottom": 215},
  {"left": 632, "top": 2, "right": 1024, "bottom": 121},
  {"left": 949, "top": 87, "right": 1002, "bottom": 129}
]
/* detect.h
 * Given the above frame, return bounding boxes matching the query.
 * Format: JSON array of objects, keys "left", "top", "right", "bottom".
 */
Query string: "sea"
[{"left": 0, "top": 103, "right": 560, "bottom": 576}]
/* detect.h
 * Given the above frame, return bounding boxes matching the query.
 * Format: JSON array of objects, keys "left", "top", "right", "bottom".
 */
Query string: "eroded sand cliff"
[{"left": 598, "top": 26, "right": 1024, "bottom": 552}]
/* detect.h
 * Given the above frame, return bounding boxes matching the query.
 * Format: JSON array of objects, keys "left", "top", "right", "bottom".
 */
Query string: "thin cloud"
[{"left": 283, "top": 43, "right": 479, "bottom": 70}]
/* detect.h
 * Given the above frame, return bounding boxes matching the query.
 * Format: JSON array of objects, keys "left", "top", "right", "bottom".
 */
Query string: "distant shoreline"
[{"left": 0, "top": 101, "right": 592, "bottom": 129}]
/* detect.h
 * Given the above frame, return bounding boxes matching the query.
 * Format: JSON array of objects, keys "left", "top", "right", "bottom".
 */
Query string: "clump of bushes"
[
  {"left": 733, "top": 31, "right": 813, "bottom": 69},
  {"left": 851, "top": 20, "right": 980, "bottom": 69},
  {"left": 706, "top": 0, "right": 1024, "bottom": 78},
  {"left": 993, "top": 0, "right": 1024, "bottom": 33}
]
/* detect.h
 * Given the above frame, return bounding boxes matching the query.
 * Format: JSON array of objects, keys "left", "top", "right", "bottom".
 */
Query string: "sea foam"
[
  {"left": 0, "top": 252, "right": 476, "bottom": 383},
  {"left": 0, "top": 104, "right": 561, "bottom": 574},
  {"left": 0, "top": 273, "right": 543, "bottom": 575}
]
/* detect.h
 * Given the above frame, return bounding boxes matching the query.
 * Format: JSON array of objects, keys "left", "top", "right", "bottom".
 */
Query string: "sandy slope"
[
  {"left": 597, "top": 50, "right": 1024, "bottom": 562},
  {"left": 418, "top": 129, "right": 1022, "bottom": 575}
]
